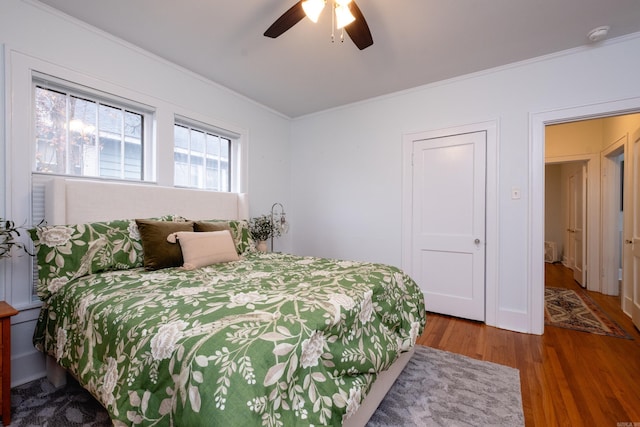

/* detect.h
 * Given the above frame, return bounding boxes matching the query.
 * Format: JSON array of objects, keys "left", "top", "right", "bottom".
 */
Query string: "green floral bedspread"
[{"left": 34, "top": 252, "right": 426, "bottom": 426}]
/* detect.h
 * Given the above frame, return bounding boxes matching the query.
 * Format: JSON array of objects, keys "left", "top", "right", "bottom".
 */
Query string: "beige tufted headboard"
[{"left": 43, "top": 177, "right": 248, "bottom": 225}]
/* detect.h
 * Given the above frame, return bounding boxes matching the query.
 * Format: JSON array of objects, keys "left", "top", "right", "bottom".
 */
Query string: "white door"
[
  {"left": 411, "top": 132, "right": 486, "bottom": 321},
  {"left": 566, "top": 165, "right": 587, "bottom": 287},
  {"left": 624, "top": 129, "right": 640, "bottom": 330},
  {"left": 573, "top": 164, "right": 587, "bottom": 286},
  {"left": 566, "top": 173, "right": 577, "bottom": 269}
]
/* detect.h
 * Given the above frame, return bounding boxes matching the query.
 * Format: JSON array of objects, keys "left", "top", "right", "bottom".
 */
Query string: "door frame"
[
  {"left": 601, "top": 136, "right": 626, "bottom": 296},
  {"left": 570, "top": 162, "right": 588, "bottom": 286},
  {"left": 402, "top": 120, "right": 499, "bottom": 326},
  {"left": 545, "top": 155, "right": 600, "bottom": 291},
  {"left": 626, "top": 127, "right": 640, "bottom": 326},
  {"left": 531, "top": 97, "right": 640, "bottom": 334}
]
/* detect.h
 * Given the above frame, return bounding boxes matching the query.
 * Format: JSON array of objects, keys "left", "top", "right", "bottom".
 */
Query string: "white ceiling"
[{"left": 35, "top": 0, "right": 640, "bottom": 118}]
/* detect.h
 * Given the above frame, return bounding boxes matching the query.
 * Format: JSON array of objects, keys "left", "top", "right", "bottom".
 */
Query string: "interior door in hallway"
[
  {"left": 410, "top": 131, "right": 486, "bottom": 321},
  {"left": 626, "top": 129, "right": 640, "bottom": 330},
  {"left": 569, "top": 164, "right": 587, "bottom": 287}
]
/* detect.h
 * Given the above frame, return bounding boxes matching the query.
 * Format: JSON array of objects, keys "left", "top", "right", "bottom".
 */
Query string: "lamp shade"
[
  {"left": 302, "top": 0, "right": 325, "bottom": 23},
  {"left": 335, "top": 4, "right": 355, "bottom": 29}
]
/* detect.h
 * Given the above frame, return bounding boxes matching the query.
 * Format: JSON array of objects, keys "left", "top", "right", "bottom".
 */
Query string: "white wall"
[
  {"left": 290, "top": 33, "right": 640, "bottom": 333},
  {"left": 1, "top": 0, "right": 292, "bottom": 385}
]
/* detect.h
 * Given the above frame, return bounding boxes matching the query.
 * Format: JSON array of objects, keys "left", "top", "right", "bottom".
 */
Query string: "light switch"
[{"left": 511, "top": 187, "right": 521, "bottom": 200}]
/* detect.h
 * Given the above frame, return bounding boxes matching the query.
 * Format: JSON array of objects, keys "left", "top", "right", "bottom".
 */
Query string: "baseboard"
[
  {"left": 12, "top": 349, "right": 46, "bottom": 387},
  {"left": 496, "top": 308, "right": 533, "bottom": 334}
]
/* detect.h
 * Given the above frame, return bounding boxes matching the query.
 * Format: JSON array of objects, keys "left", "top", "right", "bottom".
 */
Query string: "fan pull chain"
[
  {"left": 331, "top": 3, "right": 335, "bottom": 43},
  {"left": 330, "top": 2, "right": 345, "bottom": 44}
]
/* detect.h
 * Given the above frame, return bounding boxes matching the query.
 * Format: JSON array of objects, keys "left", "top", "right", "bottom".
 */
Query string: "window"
[
  {"left": 34, "top": 76, "right": 151, "bottom": 181},
  {"left": 174, "top": 121, "right": 231, "bottom": 192}
]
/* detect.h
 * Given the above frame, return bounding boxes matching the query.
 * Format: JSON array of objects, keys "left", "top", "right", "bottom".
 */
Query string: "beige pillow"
[{"left": 167, "top": 230, "right": 239, "bottom": 269}]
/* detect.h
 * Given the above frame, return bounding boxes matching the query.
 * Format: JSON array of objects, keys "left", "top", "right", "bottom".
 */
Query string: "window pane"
[
  {"left": 190, "top": 154, "right": 204, "bottom": 188},
  {"left": 220, "top": 138, "right": 230, "bottom": 191},
  {"left": 174, "top": 125, "right": 189, "bottom": 150},
  {"left": 34, "top": 83, "right": 146, "bottom": 181},
  {"left": 191, "top": 130, "right": 205, "bottom": 154},
  {"left": 206, "top": 134, "right": 220, "bottom": 156},
  {"left": 124, "top": 141, "right": 142, "bottom": 180},
  {"left": 174, "top": 152, "right": 189, "bottom": 187},
  {"left": 125, "top": 111, "right": 142, "bottom": 140},
  {"left": 205, "top": 134, "right": 220, "bottom": 190},
  {"left": 99, "top": 137, "right": 121, "bottom": 178},
  {"left": 35, "top": 87, "right": 67, "bottom": 174},
  {"left": 174, "top": 125, "right": 189, "bottom": 186},
  {"left": 220, "top": 138, "right": 229, "bottom": 160},
  {"left": 173, "top": 122, "right": 232, "bottom": 191}
]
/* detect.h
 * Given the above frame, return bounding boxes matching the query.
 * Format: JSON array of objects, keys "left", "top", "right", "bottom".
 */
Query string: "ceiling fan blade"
[
  {"left": 345, "top": 1, "right": 373, "bottom": 50},
  {"left": 264, "top": 1, "right": 307, "bottom": 38}
]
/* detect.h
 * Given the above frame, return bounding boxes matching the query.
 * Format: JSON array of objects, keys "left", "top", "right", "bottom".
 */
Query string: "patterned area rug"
[
  {"left": 8, "top": 346, "right": 524, "bottom": 427},
  {"left": 545, "top": 287, "right": 632, "bottom": 339},
  {"left": 9, "top": 376, "right": 111, "bottom": 427},
  {"left": 368, "top": 346, "right": 524, "bottom": 426}
]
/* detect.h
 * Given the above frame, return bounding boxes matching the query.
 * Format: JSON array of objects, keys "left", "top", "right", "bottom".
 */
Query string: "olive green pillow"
[
  {"left": 194, "top": 220, "right": 254, "bottom": 255},
  {"left": 136, "top": 219, "right": 194, "bottom": 270},
  {"left": 193, "top": 221, "right": 231, "bottom": 233}
]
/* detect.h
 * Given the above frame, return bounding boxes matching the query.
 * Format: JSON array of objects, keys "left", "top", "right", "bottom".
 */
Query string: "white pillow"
[{"left": 167, "top": 230, "right": 239, "bottom": 269}]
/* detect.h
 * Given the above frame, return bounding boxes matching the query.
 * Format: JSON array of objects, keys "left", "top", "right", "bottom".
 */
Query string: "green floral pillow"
[
  {"left": 29, "top": 219, "right": 144, "bottom": 301},
  {"left": 194, "top": 219, "right": 255, "bottom": 255}
]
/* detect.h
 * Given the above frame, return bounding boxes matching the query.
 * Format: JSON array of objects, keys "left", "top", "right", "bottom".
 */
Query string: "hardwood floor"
[{"left": 416, "top": 262, "right": 640, "bottom": 426}]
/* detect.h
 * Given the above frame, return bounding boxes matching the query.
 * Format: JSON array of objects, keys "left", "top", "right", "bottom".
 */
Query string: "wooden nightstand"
[{"left": 0, "top": 301, "right": 18, "bottom": 426}]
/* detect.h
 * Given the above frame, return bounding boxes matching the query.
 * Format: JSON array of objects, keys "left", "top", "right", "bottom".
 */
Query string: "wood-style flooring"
[{"left": 416, "top": 262, "right": 640, "bottom": 426}]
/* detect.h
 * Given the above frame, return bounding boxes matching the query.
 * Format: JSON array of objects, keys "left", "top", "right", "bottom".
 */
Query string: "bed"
[{"left": 30, "top": 178, "right": 426, "bottom": 426}]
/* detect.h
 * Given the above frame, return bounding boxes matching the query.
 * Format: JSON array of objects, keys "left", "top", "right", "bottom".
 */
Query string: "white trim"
[
  {"left": 530, "top": 97, "right": 640, "bottom": 335},
  {"left": 402, "top": 120, "right": 499, "bottom": 327},
  {"left": 33, "top": 71, "right": 155, "bottom": 113},
  {"left": 600, "top": 137, "right": 626, "bottom": 296}
]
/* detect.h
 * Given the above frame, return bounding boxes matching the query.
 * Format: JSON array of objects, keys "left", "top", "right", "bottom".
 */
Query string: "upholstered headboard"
[{"left": 44, "top": 178, "right": 248, "bottom": 225}]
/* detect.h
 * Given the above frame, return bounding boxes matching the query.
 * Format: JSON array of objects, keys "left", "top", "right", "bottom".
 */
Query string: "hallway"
[{"left": 544, "top": 262, "right": 635, "bottom": 336}]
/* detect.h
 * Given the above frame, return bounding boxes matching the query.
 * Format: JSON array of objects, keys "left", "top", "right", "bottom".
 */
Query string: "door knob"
[
  {"left": 475, "top": 239, "right": 481, "bottom": 244},
  {"left": 626, "top": 240, "right": 633, "bottom": 244}
]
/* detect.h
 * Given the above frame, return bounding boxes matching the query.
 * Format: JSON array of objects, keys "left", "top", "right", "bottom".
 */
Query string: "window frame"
[
  {"left": 174, "top": 115, "right": 240, "bottom": 193},
  {"left": 32, "top": 72, "right": 156, "bottom": 182}
]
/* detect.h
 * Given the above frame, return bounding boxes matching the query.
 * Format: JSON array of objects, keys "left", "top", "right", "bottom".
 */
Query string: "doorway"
[
  {"left": 532, "top": 101, "right": 640, "bottom": 334},
  {"left": 544, "top": 160, "right": 588, "bottom": 287}
]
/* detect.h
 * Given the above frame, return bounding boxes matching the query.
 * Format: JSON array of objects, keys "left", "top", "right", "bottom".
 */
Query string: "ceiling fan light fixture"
[
  {"left": 264, "top": 0, "right": 373, "bottom": 50},
  {"left": 302, "top": 0, "right": 326, "bottom": 23},
  {"left": 335, "top": 4, "right": 355, "bottom": 29}
]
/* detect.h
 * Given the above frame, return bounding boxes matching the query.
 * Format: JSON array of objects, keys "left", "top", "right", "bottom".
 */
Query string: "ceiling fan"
[{"left": 264, "top": 0, "right": 374, "bottom": 50}]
